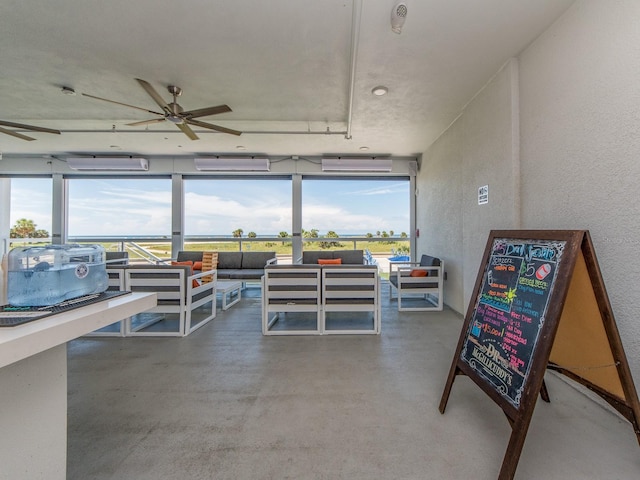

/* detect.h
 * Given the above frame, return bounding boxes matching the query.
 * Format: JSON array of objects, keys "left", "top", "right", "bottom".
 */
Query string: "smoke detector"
[{"left": 391, "top": 2, "right": 408, "bottom": 34}]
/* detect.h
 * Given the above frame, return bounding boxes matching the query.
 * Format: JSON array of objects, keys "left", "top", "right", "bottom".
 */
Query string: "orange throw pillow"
[
  {"left": 193, "top": 261, "right": 203, "bottom": 271},
  {"left": 410, "top": 269, "right": 428, "bottom": 277},
  {"left": 171, "top": 260, "right": 193, "bottom": 268},
  {"left": 318, "top": 258, "right": 342, "bottom": 265},
  {"left": 171, "top": 261, "right": 199, "bottom": 288}
]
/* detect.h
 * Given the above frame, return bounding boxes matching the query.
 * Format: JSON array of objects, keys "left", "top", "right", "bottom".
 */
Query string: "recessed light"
[
  {"left": 359, "top": 146, "right": 370, "bottom": 151},
  {"left": 61, "top": 86, "right": 76, "bottom": 96},
  {"left": 236, "top": 145, "right": 247, "bottom": 150},
  {"left": 371, "top": 86, "right": 388, "bottom": 96}
]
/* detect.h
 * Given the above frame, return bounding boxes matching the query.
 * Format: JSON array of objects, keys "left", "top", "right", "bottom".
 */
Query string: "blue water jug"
[{"left": 6, "top": 244, "right": 108, "bottom": 306}]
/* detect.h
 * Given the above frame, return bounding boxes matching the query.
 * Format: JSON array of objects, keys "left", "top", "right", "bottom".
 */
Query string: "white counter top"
[{"left": 0, "top": 292, "right": 156, "bottom": 369}]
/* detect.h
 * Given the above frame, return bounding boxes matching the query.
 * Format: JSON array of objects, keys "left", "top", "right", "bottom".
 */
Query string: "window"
[
  {"left": 185, "top": 178, "right": 291, "bottom": 236},
  {"left": 67, "top": 178, "right": 172, "bottom": 237},
  {"left": 9, "top": 177, "right": 52, "bottom": 242},
  {"left": 301, "top": 178, "right": 410, "bottom": 240}
]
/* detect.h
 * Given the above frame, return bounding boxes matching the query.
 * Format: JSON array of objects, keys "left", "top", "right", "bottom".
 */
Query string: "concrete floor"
[{"left": 67, "top": 283, "right": 640, "bottom": 480}]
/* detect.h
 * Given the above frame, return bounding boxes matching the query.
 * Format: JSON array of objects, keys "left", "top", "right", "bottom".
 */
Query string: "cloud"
[{"left": 9, "top": 178, "right": 409, "bottom": 238}]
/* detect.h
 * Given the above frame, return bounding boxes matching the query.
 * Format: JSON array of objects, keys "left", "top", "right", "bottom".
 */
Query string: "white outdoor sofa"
[{"left": 262, "top": 264, "right": 380, "bottom": 335}]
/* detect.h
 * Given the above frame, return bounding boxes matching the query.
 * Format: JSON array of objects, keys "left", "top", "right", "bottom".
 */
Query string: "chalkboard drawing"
[
  {"left": 479, "top": 254, "right": 523, "bottom": 313},
  {"left": 461, "top": 239, "right": 566, "bottom": 408},
  {"left": 536, "top": 263, "right": 551, "bottom": 280},
  {"left": 471, "top": 320, "right": 481, "bottom": 337}
]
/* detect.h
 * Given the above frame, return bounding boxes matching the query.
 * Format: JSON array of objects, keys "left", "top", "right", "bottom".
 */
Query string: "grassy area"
[
  {"left": 171, "top": 240, "right": 408, "bottom": 256},
  {"left": 8, "top": 239, "right": 410, "bottom": 262}
]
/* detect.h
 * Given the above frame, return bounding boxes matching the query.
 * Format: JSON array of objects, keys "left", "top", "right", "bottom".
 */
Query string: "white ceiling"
[{"left": 0, "top": 0, "right": 574, "bottom": 158}]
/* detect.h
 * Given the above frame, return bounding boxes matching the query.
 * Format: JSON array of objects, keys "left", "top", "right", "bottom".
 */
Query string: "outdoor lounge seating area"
[{"left": 4, "top": 2, "right": 640, "bottom": 478}]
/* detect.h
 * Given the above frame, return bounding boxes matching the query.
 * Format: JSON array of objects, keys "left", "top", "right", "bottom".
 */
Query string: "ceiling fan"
[
  {"left": 0, "top": 120, "right": 61, "bottom": 141},
  {"left": 82, "top": 78, "right": 241, "bottom": 140}
]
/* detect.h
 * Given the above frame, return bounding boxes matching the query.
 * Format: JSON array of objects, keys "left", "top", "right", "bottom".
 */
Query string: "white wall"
[
  {"left": 417, "top": 59, "right": 520, "bottom": 314},
  {"left": 417, "top": 0, "right": 640, "bottom": 378},
  {"left": 519, "top": 0, "right": 640, "bottom": 379},
  {"left": 415, "top": 121, "right": 463, "bottom": 312}
]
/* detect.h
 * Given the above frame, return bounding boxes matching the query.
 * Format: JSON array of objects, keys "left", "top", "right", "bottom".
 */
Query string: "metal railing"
[{"left": 7, "top": 235, "right": 411, "bottom": 264}]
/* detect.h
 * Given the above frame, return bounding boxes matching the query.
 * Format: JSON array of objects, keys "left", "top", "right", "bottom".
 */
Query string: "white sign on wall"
[{"left": 478, "top": 185, "right": 489, "bottom": 205}]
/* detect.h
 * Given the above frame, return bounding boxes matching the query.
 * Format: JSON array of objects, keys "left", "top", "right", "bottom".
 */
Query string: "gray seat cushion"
[
  {"left": 241, "top": 252, "right": 275, "bottom": 269},
  {"left": 419, "top": 255, "right": 441, "bottom": 267},
  {"left": 419, "top": 255, "right": 441, "bottom": 277},
  {"left": 229, "top": 269, "right": 264, "bottom": 280},
  {"left": 218, "top": 252, "right": 243, "bottom": 269},
  {"left": 216, "top": 270, "right": 232, "bottom": 279},
  {"left": 333, "top": 250, "right": 364, "bottom": 264},
  {"left": 176, "top": 251, "right": 204, "bottom": 263},
  {"left": 302, "top": 251, "right": 334, "bottom": 264}
]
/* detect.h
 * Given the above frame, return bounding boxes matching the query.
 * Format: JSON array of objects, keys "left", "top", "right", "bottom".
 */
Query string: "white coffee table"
[{"left": 216, "top": 280, "right": 242, "bottom": 310}]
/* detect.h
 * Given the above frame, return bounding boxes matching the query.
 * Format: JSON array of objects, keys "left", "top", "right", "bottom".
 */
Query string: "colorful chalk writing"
[{"left": 460, "top": 238, "right": 566, "bottom": 407}]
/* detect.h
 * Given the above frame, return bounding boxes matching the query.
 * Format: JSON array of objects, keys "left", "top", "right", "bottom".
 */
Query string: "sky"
[{"left": 10, "top": 177, "right": 409, "bottom": 237}]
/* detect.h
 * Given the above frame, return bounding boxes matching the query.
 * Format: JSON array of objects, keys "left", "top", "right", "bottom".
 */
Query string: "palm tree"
[
  {"left": 232, "top": 228, "right": 243, "bottom": 238},
  {"left": 248, "top": 231, "right": 257, "bottom": 238}
]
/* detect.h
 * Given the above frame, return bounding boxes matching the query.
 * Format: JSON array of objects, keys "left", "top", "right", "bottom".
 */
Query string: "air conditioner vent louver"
[{"left": 67, "top": 157, "right": 148, "bottom": 171}]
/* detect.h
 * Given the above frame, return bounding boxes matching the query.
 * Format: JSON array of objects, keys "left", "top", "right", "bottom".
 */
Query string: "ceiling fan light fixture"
[
  {"left": 166, "top": 115, "right": 184, "bottom": 124},
  {"left": 372, "top": 86, "right": 388, "bottom": 96}
]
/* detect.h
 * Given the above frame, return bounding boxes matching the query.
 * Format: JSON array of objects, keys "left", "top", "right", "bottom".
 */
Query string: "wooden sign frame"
[{"left": 439, "top": 230, "right": 640, "bottom": 480}]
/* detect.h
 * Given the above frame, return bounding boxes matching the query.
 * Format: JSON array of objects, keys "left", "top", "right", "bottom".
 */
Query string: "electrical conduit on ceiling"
[{"left": 345, "top": 0, "right": 363, "bottom": 140}]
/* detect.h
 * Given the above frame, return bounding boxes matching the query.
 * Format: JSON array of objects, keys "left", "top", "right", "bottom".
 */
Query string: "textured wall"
[
  {"left": 417, "top": 60, "right": 519, "bottom": 313},
  {"left": 417, "top": 0, "right": 640, "bottom": 379},
  {"left": 460, "top": 60, "right": 520, "bottom": 305},
  {"left": 415, "top": 122, "right": 464, "bottom": 313},
  {"left": 519, "top": 0, "right": 640, "bottom": 379}
]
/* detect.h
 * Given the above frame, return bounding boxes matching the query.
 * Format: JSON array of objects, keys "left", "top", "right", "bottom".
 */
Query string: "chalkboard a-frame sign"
[{"left": 439, "top": 230, "right": 640, "bottom": 480}]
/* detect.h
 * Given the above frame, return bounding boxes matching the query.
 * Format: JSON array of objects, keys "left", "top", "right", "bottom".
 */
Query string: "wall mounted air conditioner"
[
  {"left": 194, "top": 156, "right": 270, "bottom": 171},
  {"left": 67, "top": 156, "right": 149, "bottom": 171},
  {"left": 321, "top": 157, "right": 393, "bottom": 172}
]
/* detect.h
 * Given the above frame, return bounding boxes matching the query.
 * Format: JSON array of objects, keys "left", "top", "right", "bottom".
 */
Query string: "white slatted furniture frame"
[
  {"left": 85, "top": 266, "right": 127, "bottom": 337},
  {"left": 124, "top": 266, "right": 217, "bottom": 336},
  {"left": 262, "top": 267, "right": 322, "bottom": 335},
  {"left": 389, "top": 261, "right": 444, "bottom": 311},
  {"left": 322, "top": 266, "right": 380, "bottom": 335}
]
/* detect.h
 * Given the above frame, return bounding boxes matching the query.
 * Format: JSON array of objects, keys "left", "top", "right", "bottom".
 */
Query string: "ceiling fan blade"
[
  {"left": 81, "top": 93, "right": 164, "bottom": 115},
  {"left": 187, "top": 119, "right": 242, "bottom": 136},
  {"left": 0, "top": 120, "right": 60, "bottom": 135},
  {"left": 127, "top": 118, "right": 166, "bottom": 127},
  {"left": 182, "top": 105, "right": 232, "bottom": 119},
  {"left": 136, "top": 78, "right": 171, "bottom": 114},
  {"left": 177, "top": 122, "right": 199, "bottom": 140},
  {"left": 0, "top": 126, "right": 35, "bottom": 141}
]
